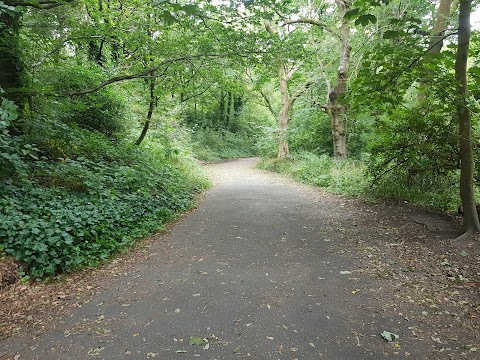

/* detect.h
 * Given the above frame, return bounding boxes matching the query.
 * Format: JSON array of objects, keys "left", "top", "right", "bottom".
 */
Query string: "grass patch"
[
  {"left": 190, "top": 128, "right": 256, "bottom": 162},
  {"left": 258, "top": 152, "right": 369, "bottom": 197},
  {"left": 258, "top": 151, "right": 461, "bottom": 213}
]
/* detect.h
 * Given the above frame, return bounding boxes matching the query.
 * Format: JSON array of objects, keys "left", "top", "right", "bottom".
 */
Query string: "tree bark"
[
  {"left": 135, "top": 75, "right": 156, "bottom": 146},
  {"left": 417, "top": 0, "right": 453, "bottom": 103},
  {"left": 430, "top": 0, "right": 454, "bottom": 54},
  {"left": 277, "top": 64, "right": 310, "bottom": 158},
  {"left": 328, "top": 0, "right": 351, "bottom": 160},
  {"left": 455, "top": 0, "right": 480, "bottom": 238},
  {"left": 278, "top": 64, "right": 290, "bottom": 158},
  {"left": 218, "top": 89, "right": 225, "bottom": 128},
  {"left": 226, "top": 91, "right": 232, "bottom": 129}
]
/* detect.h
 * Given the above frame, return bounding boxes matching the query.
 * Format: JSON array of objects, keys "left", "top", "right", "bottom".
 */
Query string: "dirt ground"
[{"left": 0, "top": 158, "right": 479, "bottom": 359}]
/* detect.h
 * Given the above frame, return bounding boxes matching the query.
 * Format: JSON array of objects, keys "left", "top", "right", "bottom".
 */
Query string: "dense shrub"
[
  {"left": 0, "top": 98, "right": 31, "bottom": 180},
  {"left": 40, "top": 64, "right": 128, "bottom": 136},
  {"left": 190, "top": 128, "right": 256, "bottom": 161},
  {"left": 258, "top": 152, "right": 368, "bottom": 196},
  {"left": 0, "top": 120, "right": 209, "bottom": 279}
]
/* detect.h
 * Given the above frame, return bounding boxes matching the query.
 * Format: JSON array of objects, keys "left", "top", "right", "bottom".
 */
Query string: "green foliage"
[
  {"left": 40, "top": 64, "right": 128, "bottom": 137},
  {"left": 190, "top": 128, "right": 256, "bottom": 161},
  {"left": 0, "top": 120, "right": 209, "bottom": 279},
  {"left": 259, "top": 150, "right": 460, "bottom": 212},
  {"left": 254, "top": 126, "right": 278, "bottom": 158},
  {"left": 0, "top": 97, "right": 18, "bottom": 125},
  {"left": 369, "top": 165, "right": 460, "bottom": 211},
  {"left": 258, "top": 152, "right": 369, "bottom": 197},
  {"left": 0, "top": 97, "right": 34, "bottom": 180}
]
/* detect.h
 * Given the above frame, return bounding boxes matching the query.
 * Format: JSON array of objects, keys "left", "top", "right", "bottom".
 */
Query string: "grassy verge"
[
  {"left": 190, "top": 128, "right": 257, "bottom": 162},
  {"left": 258, "top": 151, "right": 461, "bottom": 213}
]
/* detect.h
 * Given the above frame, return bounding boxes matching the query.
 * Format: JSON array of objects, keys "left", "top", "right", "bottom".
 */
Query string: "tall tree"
[
  {"left": 455, "top": 0, "right": 480, "bottom": 238},
  {"left": 285, "top": 0, "right": 352, "bottom": 160},
  {"left": 417, "top": 0, "right": 454, "bottom": 103},
  {"left": 277, "top": 62, "right": 310, "bottom": 158},
  {"left": 264, "top": 19, "right": 311, "bottom": 158}
]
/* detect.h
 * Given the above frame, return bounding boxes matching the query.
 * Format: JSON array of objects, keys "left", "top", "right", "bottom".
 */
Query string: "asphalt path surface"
[{"left": 1, "top": 158, "right": 428, "bottom": 359}]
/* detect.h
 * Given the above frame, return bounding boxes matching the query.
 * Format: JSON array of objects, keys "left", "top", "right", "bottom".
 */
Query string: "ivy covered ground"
[{"left": 0, "top": 113, "right": 210, "bottom": 280}]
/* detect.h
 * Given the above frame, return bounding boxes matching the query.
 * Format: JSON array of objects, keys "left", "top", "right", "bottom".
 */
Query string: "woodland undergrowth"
[
  {"left": 258, "top": 151, "right": 462, "bottom": 213},
  {"left": 0, "top": 114, "right": 209, "bottom": 279}
]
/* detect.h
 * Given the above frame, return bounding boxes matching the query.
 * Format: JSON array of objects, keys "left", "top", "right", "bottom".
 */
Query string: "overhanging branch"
[
  {"left": 283, "top": 18, "right": 341, "bottom": 41},
  {"left": 62, "top": 52, "right": 264, "bottom": 96}
]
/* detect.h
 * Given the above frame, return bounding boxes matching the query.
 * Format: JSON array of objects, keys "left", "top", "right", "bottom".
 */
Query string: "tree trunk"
[
  {"left": 278, "top": 64, "right": 290, "bottom": 158},
  {"left": 218, "top": 90, "right": 225, "bottom": 128},
  {"left": 430, "top": 0, "right": 454, "bottom": 53},
  {"left": 135, "top": 76, "right": 156, "bottom": 146},
  {"left": 455, "top": 0, "right": 480, "bottom": 238},
  {"left": 226, "top": 91, "right": 232, "bottom": 129},
  {"left": 417, "top": 0, "right": 453, "bottom": 103},
  {"left": 330, "top": 105, "right": 347, "bottom": 160},
  {"left": 0, "top": 9, "right": 24, "bottom": 108},
  {"left": 328, "top": 0, "right": 351, "bottom": 160}
]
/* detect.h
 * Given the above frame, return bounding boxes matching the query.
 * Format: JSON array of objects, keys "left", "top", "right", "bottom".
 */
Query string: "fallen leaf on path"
[
  {"left": 381, "top": 331, "right": 399, "bottom": 342},
  {"left": 189, "top": 337, "right": 206, "bottom": 345},
  {"left": 87, "top": 347, "right": 105, "bottom": 356}
]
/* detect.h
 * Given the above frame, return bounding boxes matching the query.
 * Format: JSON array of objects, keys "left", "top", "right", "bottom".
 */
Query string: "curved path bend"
[{"left": 1, "top": 158, "right": 458, "bottom": 359}]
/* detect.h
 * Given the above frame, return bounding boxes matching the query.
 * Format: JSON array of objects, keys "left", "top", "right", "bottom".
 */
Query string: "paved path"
[{"left": 1, "top": 158, "right": 432, "bottom": 359}]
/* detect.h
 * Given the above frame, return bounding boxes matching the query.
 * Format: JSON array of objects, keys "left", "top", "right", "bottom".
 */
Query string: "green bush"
[
  {"left": 0, "top": 121, "right": 209, "bottom": 279},
  {"left": 0, "top": 97, "right": 31, "bottom": 180},
  {"left": 258, "top": 152, "right": 369, "bottom": 196},
  {"left": 190, "top": 128, "right": 256, "bottom": 161},
  {"left": 40, "top": 64, "right": 128, "bottom": 136}
]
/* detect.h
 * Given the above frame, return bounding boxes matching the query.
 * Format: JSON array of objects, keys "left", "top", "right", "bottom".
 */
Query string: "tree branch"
[
  {"left": 259, "top": 89, "right": 276, "bottom": 117},
  {"left": 283, "top": 18, "right": 341, "bottom": 41},
  {"left": 286, "top": 62, "right": 303, "bottom": 79},
  {"left": 181, "top": 85, "right": 213, "bottom": 102},
  {"left": 382, "top": 31, "right": 458, "bottom": 90},
  {"left": 62, "top": 52, "right": 263, "bottom": 96},
  {"left": 288, "top": 81, "right": 311, "bottom": 108},
  {"left": 370, "top": 158, "right": 410, "bottom": 187},
  {"left": 63, "top": 68, "right": 160, "bottom": 96}
]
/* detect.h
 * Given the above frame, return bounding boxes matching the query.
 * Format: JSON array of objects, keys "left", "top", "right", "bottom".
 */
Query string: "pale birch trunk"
[{"left": 264, "top": 20, "right": 308, "bottom": 159}]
